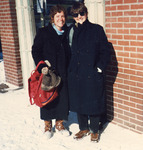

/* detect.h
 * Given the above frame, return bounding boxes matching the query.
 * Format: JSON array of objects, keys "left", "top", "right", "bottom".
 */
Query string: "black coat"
[
  {"left": 68, "top": 20, "right": 111, "bottom": 115},
  {"left": 32, "top": 23, "right": 70, "bottom": 120}
]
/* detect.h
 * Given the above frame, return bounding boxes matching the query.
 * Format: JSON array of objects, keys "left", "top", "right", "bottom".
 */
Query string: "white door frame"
[
  {"left": 15, "top": 0, "right": 36, "bottom": 89},
  {"left": 85, "top": 0, "right": 105, "bottom": 27}
]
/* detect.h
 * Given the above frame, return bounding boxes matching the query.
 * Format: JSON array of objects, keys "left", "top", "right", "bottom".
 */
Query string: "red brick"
[
  {"left": 118, "top": 40, "right": 129, "bottom": 46},
  {"left": 112, "top": 23, "right": 123, "bottom": 28},
  {"left": 137, "top": 59, "right": 143, "bottom": 64},
  {"left": 112, "top": 34, "right": 123, "bottom": 39},
  {"left": 117, "top": 72, "right": 130, "bottom": 79},
  {"left": 106, "top": 18, "right": 117, "bottom": 23},
  {"left": 106, "top": 6, "right": 117, "bottom": 11},
  {"left": 124, "top": 68, "right": 136, "bottom": 74},
  {"left": 124, "top": 111, "right": 136, "bottom": 118},
  {"left": 131, "top": 41, "right": 143, "bottom": 47},
  {"left": 124, "top": 0, "right": 137, "bottom": 3},
  {"left": 130, "top": 118, "right": 143, "bottom": 126},
  {"left": 124, "top": 47, "right": 136, "bottom": 52},
  {"left": 138, "top": 10, "right": 143, "bottom": 15},
  {"left": 130, "top": 86, "right": 143, "bottom": 94},
  {"left": 111, "top": 0, "right": 123, "bottom": 4},
  {"left": 136, "top": 104, "right": 143, "bottom": 110},
  {"left": 114, "top": 107, "right": 124, "bottom": 114},
  {"left": 130, "top": 53, "right": 143, "bottom": 59},
  {"left": 136, "top": 71, "right": 143, "bottom": 76},
  {"left": 118, "top": 62, "right": 130, "bottom": 68},
  {"left": 137, "top": 36, "right": 143, "bottom": 40},
  {"left": 137, "top": 48, "right": 143, "bottom": 53},
  {"left": 112, "top": 12, "right": 123, "bottom": 16},
  {"left": 130, "top": 64, "right": 143, "bottom": 71},
  {"left": 130, "top": 97, "right": 143, "bottom": 105},
  {"left": 124, "top": 80, "right": 136, "bottom": 86},
  {"left": 124, "top": 11, "right": 137, "bottom": 16},
  {"left": 117, "top": 5, "right": 130, "bottom": 10},
  {"left": 137, "top": 82, "right": 143, "bottom": 88},
  {"left": 137, "top": 23, "right": 143, "bottom": 28},
  {"left": 118, "top": 114, "right": 129, "bottom": 121},
  {"left": 106, "top": 29, "right": 117, "bottom": 34},
  {"left": 118, "top": 93, "right": 129, "bottom": 101},
  {"left": 124, "top": 121, "right": 136, "bottom": 129},
  {"left": 131, "top": 17, "right": 143, "bottom": 24},
  {"left": 118, "top": 17, "right": 130, "bottom": 22},
  {"left": 130, "top": 75, "right": 143, "bottom": 82},
  {"left": 124, "top": 90, "right": 136, "bottom": 97},
  {"left": 124, "top": 35, "right": 136, "bottom": 40},
  {"left": 118, "top": 29, "right": 129, "bottom": 34},
  {"left": 131, "top": 4, "right": 143, "bottom": 9}
]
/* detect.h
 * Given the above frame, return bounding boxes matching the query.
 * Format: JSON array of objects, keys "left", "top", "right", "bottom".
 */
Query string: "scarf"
[{"left": 52, "top": 23, "right": 64, "bottom": 35}]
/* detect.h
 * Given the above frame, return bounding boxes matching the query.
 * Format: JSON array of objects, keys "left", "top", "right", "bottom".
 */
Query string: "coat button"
[
  {"left": 88, "top": 76, "right": 91, "bottom": 79},
  {"left": 78, "top": 62, "right": 80, "bottom": 65},
  {"left": 77, "top": 51, "right": 80, "bottom": 53}
]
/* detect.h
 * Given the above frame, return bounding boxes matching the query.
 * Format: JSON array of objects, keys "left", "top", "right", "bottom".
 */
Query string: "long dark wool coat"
[
  {"left": 32, "top": 23, "right": 70, "bottom": 121},
  {"left": 68, "top": 20, "right": 111, "bottom": 115}
]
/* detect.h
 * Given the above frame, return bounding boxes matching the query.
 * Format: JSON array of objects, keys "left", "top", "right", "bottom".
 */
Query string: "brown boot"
[
  {"left": 55, "top": 120, "right": 65, "bottom": 131},
  {"left": 91, "top": 132, "right": 99, "bottom": 142},
  {"left": 55, "top": 120, "right": 69, "bottom": 136},
  {"left": 44, "top": 120, "right": 53, "bottom": 139},
  {"left": 44, "top": 120, "right": 52, "bottom": 132},
  {"left": 74, "top": 130, "right": 90, "bottom": 139}
]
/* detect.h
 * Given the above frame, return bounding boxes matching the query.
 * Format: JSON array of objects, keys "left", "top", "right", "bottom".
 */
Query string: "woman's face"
[
  {"left": 73, "top": 12, "right": 87, "bottom": 24},
  {"left": 53, "top": 11, "right": 65, "bottom": 31}
]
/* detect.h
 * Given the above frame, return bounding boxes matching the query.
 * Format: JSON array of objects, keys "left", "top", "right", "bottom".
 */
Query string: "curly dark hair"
[{"left": 50, "top": 5, "right": 67, "bottom": 23}]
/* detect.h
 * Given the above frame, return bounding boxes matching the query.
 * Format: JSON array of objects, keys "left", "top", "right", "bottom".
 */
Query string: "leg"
[
  {"left": 77, "top": 113, "right": 89, "bottom": 131},
  {"left": 89, "top": 115, "right": 100, "bottom": 142},
  {"left": 74, "top": 113, "right": 90, "bottom": 139},
  {"left": 89, "top": 115, "right": 100, "bottom": 133}
]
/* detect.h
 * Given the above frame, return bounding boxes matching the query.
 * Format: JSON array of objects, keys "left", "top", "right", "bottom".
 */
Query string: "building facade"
[{"left": 0, "top": 0, "right": 143, "bottom": 133}]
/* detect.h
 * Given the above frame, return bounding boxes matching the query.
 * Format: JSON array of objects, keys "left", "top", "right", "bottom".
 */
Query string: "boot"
[
  {"left": 74, "top": 130, "right": 90, "bottom": 140},
  {"left": 55, "top": 120, "right": 69, "bottom": 136},
  {"left": 91, "top": 132, "right": 99, "bottom": 142},
  {"left": 44, "top": 120, "right": 53, "bottom": 139}
]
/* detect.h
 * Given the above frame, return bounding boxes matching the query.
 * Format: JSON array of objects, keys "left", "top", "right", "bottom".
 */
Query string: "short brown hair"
[
  {"left": 50, "top": 5, "right": 67, "bottom": 23},
  {"left": 70, "top": 2, "right": 88, "bottom": 15}
]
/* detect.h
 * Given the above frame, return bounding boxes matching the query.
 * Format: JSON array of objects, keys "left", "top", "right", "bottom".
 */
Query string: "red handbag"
[{"left": 28, "top": 61, "right": 58, "bottom": 108}]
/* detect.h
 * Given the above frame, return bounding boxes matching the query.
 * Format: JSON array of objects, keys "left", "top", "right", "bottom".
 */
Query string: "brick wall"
[
  {"left": 105, "top": 0, "right": 143, "bottom": 133},
  {"left": 0, "top": 0, "right": 23, "bottom": 86}
]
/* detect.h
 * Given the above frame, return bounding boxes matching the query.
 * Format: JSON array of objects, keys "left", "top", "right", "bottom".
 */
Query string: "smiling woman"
[{"left": 31, "top": 4, "right": 70, "bottom": 139}]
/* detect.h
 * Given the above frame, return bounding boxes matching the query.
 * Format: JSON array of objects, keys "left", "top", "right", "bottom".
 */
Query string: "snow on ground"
[{"left": 0, "top": 60, "right": 143, "bottom": 150}]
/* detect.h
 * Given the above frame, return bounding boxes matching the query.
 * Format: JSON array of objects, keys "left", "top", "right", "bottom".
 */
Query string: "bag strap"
[
  {"left": 69, "top": 27, "right": 74, "bottom": 47},
  {"left": 35, "top": 60, "right": 45, "bottom": 71}
]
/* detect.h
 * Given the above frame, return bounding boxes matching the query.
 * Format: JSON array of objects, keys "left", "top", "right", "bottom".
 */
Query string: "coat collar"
[
  {"left": 46, "top": 23, "right": 67, "bottom": 40},
  {"left": 73, "top": 19, "right": 89, "bottom": 29}
]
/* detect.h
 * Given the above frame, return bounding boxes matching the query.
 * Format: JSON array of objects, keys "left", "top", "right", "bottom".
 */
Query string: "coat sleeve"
[
  {"left": 96, "top": 26, "right": 111, "bottom": 72},
  {"left": 32, "top": 28, "right": 47, "bottom": 72}
]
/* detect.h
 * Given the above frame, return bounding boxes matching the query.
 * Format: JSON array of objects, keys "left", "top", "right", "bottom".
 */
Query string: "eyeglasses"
[{"left": 72, "top": 12, "right": 85, "bottom": 18}]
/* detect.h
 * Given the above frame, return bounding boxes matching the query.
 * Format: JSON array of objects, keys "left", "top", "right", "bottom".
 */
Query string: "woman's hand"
[{"left": 42, "top": 67, "right": 48, "bottom": 75}]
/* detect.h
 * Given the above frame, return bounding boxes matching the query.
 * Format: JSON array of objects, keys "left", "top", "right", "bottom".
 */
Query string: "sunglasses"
[{"left": 72, "top": 12, "right": 85, "bottom": 18}]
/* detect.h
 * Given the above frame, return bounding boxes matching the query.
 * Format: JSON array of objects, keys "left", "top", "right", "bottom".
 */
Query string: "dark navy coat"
[
  {"left": 32, "top": 23, "right": 69, "bottom": 121},
  {"left": 68, "top": 20, "right": 111, "bottom": 115}
]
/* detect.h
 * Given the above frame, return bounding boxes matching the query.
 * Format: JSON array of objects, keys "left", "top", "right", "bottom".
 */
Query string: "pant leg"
[
  {"left": 89, "top": 115, "right": 100, "bottom": 133},
  {"left": 77, "top": 113, "right": 89, "bottom": 131}
]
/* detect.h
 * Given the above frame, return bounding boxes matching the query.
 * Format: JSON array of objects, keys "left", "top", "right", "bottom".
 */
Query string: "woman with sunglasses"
[
  {"left": 68, "top": 2, "right": 111, "bottom": 142},
  {"left": 32, "top": 5, "right": 70, "bottom": 139}
]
